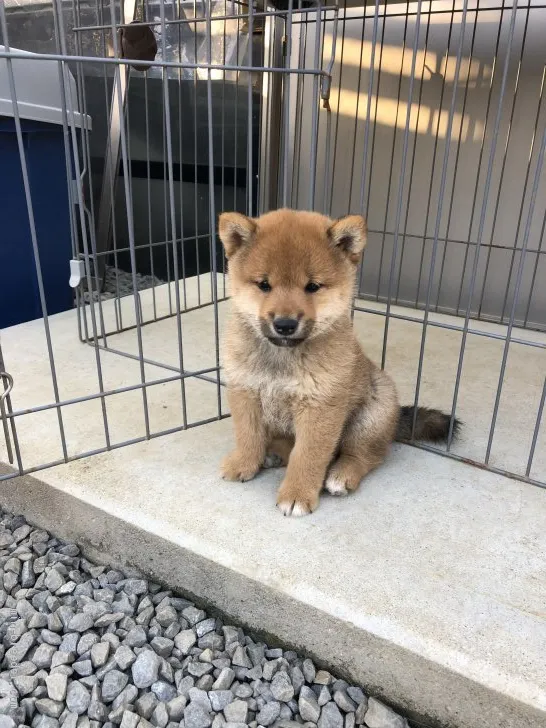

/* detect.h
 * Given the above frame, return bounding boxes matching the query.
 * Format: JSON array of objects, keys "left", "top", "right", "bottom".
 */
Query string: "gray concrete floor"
[{"left": 1, "top": 276, "right": 545, "bottom": 728}]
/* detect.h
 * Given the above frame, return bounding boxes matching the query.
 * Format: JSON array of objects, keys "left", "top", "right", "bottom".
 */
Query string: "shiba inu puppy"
[{"left": 219, "top": 209, "right": 459, "bottom": 516}]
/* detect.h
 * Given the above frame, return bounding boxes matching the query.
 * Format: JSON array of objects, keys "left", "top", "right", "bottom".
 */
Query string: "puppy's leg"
[
  {"left": 277, "top": 404, "right": 347, "bottom": 516},
  {"left": 221, "top": 388, "right": 266, "bottom": 482},
  {"left": 326, "top": 369, "right": 399, "bottom": 496},
  {"left": 263, "top": 436, "right": 294, "bottom": 469}
]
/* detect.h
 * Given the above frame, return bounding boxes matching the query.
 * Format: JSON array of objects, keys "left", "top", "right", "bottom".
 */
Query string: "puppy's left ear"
[{"left": 328, "top": 215, "right": 367, "bottom": 263}]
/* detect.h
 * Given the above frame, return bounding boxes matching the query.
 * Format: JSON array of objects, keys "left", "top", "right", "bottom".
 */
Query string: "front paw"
[
  {"left": 220, "top": 451, "right": 260, "bottom": 482},
  {"left": 276, "top": 479, "right": 319, "bottom": 517}
]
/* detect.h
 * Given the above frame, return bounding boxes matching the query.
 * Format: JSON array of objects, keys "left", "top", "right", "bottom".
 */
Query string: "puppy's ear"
[
  {"left": 218, "top": 212, "right": 257, "bottom": 258},
  {"left": 328, "top": 215, "right": 367, "bottom": 263}
]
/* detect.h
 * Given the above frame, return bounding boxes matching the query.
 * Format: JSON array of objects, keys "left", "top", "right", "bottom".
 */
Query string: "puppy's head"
[{"left": 219, "top": 209, "right": 366, "bottom": 347}]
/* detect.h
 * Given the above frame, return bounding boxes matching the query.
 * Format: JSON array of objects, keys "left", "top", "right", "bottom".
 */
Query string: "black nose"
[{"left": 273, "top": 317, "right": 299, "bottom": 336}]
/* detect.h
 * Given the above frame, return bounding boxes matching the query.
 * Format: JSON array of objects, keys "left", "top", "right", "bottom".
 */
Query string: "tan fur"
[{"left": 218, "top": 209, "right": 405, "bottom": 516}]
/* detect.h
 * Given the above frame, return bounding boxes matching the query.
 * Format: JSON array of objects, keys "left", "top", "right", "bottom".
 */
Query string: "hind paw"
[
  {"left": 263, "top": 453, "right": 285, "bottom": 469},
  {"left": 325, "top": 458, "right": 367, "bottom": 495},
  {"left": 324, "top": 475, "right": 350, "bottom": 496}
]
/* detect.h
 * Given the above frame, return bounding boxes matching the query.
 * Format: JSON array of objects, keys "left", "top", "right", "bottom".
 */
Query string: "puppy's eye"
[
  {"left": 305, "top": 281, "right": 322, "bottom": 293},
  {"left": 256, "top": 280, "right": 272, "bottom": 292}
]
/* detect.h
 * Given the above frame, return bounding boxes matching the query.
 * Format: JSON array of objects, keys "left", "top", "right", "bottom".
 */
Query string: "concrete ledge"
[{"left": 1, "top": 425, "right": 545, "bottom": 728}]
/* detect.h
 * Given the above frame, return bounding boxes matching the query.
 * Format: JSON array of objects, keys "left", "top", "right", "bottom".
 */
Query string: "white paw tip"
[
  {"left": 277, "top": 500, "right": 310, "bottom": 517},
  {"left": 325, "top": 477, "right": 349, "bottom": 496}
]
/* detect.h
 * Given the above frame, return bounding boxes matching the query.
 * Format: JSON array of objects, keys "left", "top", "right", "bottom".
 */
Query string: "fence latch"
[
  {"left": 69, "top": 259, "right": 87, "bottom": 288},
  {"left": 0, "top": 371, "right": 14, "bottom": 465}
]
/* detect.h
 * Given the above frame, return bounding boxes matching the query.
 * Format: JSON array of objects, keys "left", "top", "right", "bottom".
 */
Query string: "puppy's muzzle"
[
  {"left": 273, "top": 317, "right": 299, "bottom": 336},
  {"left": 262, "top": 316, "right": 310, "bottom": 347}
]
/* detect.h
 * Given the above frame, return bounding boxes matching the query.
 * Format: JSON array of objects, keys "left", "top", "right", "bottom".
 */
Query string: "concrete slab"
[{"left": 1, "top": 276, "right": 545, "bottom": 728}]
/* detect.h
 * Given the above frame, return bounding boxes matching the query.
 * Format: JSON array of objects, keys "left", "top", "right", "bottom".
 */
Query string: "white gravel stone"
[
  {"left": 362, "top": 699, "right": 408, "bottom": 728},
  {"left": 223, "top": 700, "right": 248, "bottom": 724},
  {"left": 102, "top": 671, "right": 129, "bottom": 703},
  {"left": 271, "top": 672, "right": 294, "bottom": 703},
  {"left": 120, "top": 711, "right": 140, "bottom": 728},
  {"left": 318, "top": 703, "right": 344, "bottom": 728},
  {"left": 184, "top": 703, "right": 212, "bottom": 728},
  {"left": 46, "top": 674, "right": 68, "bottom": 701},
  {"left": 174, "top": 630, "right": 197, "bottom": 656},
  {"left": 132, "top": 652, "right": 161, "bottom": 689},
  {"left": 257, "top": 701, "right": 281, "bottom": 726},
  {"left": 334, "top": 691, "right": 357, "bottom": 713},
  {"left": 66, "top": 681, "right": 91, "bottom": 715},
  {"left": 211, "top": 668, "right": 235, "bottom": 691},
  {"left": 299, "top": 687, "right": 320, "bottom": 723},
  {"left": 91, "top": 642, "right": 110, "bottom": 668}
]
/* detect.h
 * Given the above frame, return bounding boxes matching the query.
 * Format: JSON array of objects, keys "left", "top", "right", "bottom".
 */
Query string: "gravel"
[
  {"left": 0, "top": 511, "right": 411, "bottom": 728},
  {"left": 82, "top": 267, "right": 165, "bottom": 305}
]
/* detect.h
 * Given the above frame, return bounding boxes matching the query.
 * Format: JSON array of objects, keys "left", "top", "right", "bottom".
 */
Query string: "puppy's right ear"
[{"left": 218, "top": 212, "right": 256, "bottom": 258}]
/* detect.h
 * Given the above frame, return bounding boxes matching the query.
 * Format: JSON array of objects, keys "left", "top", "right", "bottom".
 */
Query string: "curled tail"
[{"left": 396, "top": 405, "right": 461, "bottom": 443}]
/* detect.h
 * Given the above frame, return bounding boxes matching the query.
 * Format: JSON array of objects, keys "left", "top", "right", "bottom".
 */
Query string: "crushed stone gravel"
[
  {"left": 0, "top": 510, "right": 410, "bottom": 728},
  {"left": 82, "top": 267, "right": 164, "bottom": 305}
]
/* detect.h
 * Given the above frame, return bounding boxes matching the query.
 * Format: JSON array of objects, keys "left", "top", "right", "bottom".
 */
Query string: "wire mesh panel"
[{"left": 0, "top": 0, "right": 544, "bottom": 490}]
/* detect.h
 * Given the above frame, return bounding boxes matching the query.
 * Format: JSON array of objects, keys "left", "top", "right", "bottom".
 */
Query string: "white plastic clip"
[{"left": 69, "top": 259, "right": 86, "bottom": 288}]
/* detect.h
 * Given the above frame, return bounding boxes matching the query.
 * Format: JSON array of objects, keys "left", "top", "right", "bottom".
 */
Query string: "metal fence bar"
[
  {"left": 412, "top": 2, "right": 457, "bottom": 310},
  {"left": 79, "top": 294, "right": 229, "bottom": 343},
  {"left": 308, "top": 0, "right": 323, "bottom": 209},
  {"left": 357, "top": 4, "right": 386, "bottom": 294},
  {"left": 408, "top": 441, "right": 546, "bottom": 491},
  {"left": 394, "top": 1, "right": 436, "bottom": 300},
  {"left": 291, "top": 9, "right": 308, "bottom": 208},
  {"left": 0, "top": 4, "right": 69, "bottom": 465},
  {"left": 523, "top": 203, "right": 546, "bottom": 327},
  {"left": 351, "top": 3, "right": 377, "bottom": 294},
  {"left": 159, "top": 0, "right": 189, "bottom": 428},
  {"left": 0, "top": 336, "right": 23, "bottom": 472},
  {"left": 247, "top": 0, "right": 254, "bottom": 217},
  {"left": 0, "top": 373, "right": 14, "bottom": 466},
  {"left": 485, "top": 123, "right": 546, "bottom": 463},
  {"left": 345, "top": 1, "right": 369, "bottom": 215},
  {"left": 206, "top": 0, "right": 224, "bottom": 417},
  {"left": 53, "top": 0, "right": 112, "bottom": 450},
  {"left": 3, "top": 367, "right": 221, "bottom": 422},
  {"left": 498, "top": 66, "right": 546, "bottom": 324},
  {"left": 282, "top": 0, "right": 294, "bottom": 208},
  {"left": 353, "top": 303, "right": 546, "bottom": 350},
  {"left": 73, "top": 5, "right": 330, "bottom": 34},
  {"left": 375, "top": 0, "right": 412, "bottom": 305},
  {"left": 446, "top": 0, "right": 521, "bottom": 448},
  {"left": 451, "top": 4, "right": 510, "bottom": 319},
  {"left": 433, "top": 4, "right": 483, "bottom": 311},
  {"left": 526, "top": 376, "right": 546, "bottom": 477},
  {"left": 380, "top": 0, "right": 423, "bottom": 370},
  {"left": 108, "top": 0, "right": 150, "bottom": 438},
  {"left": 411, "top": 0, "right": 469, "bottom": 438},
  {"left": 0, "top": 414, "right": 231, "bottom": 484},
  {"left": 477, "top": 6, "right": 532, "bottom": 320},
  {"left": 0, "top": 50, "right": 332, "bottom": 77},
  {"left": 145, "top": 71, "right": 158, "bottom": 321}
]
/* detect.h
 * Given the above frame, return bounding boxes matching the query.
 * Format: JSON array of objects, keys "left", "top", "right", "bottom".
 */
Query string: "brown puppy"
[{"left": 219, "top": 209, "right": 459, "bottom": 516}]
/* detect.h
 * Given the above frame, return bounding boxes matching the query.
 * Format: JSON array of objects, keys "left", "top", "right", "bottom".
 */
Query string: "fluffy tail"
[{"left": 396, "top": 405, "right": 461, "bottom": 443}]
